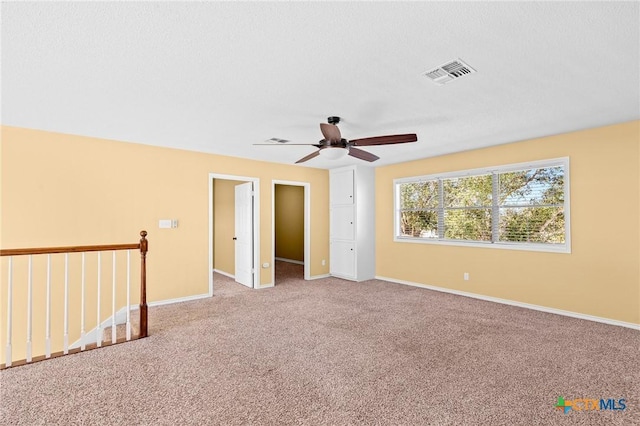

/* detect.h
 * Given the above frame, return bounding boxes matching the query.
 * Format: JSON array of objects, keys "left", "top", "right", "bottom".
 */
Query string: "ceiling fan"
[{"left": 254, "top": 116, "right": 418, "bottom": 164}]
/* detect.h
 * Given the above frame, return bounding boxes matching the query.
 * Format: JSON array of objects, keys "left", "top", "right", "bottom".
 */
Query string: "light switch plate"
[{"left": 159, "top": 219, "right": 172, "bottom": 229}]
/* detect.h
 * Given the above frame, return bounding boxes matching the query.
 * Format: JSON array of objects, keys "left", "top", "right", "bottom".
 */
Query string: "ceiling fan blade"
[
  {"left": 348, "top": 147, "right": 379, "bottom": 162},
  {"left": 320, "top": 123, "right": 342, "bottom": 143},
  {"left": 253, "top": 143, "right": 321, "bottom": 146},
  {"left": 295, "top": 150, "right": 322, "bottom": 164},
  {"left": 350, "top": 133, "right": 417, "bottom": 146}
]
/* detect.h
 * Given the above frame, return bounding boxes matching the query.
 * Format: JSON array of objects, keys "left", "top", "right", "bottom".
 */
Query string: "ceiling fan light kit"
[
  {"left": 254, "top": 116, "right": 418, "bottom": 164},
  {"left": 318, "top": 147, "right": 348, "bottom": 160}
]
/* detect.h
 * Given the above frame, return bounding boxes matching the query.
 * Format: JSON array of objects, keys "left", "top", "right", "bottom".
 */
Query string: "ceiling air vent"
[{"left": 423, "top": 59, "right": 476, "bottom": 85}]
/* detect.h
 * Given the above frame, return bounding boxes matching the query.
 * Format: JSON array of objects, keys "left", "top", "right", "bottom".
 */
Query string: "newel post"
[{"left": 139, "top": 230, "right": 148, "bottom": 338}]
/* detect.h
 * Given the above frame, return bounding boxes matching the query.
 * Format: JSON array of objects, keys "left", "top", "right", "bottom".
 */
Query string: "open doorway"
[
  {"left": 209, "top": 174, "right": 260, "bottom": 296},
  {"left": 272, "top": 180, "right": 310, "bottom": 285}
]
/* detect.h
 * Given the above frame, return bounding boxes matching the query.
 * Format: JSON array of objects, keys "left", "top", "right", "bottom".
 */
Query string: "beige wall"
[
  {"left": 0, "top": 126, "right": 330, "bottom": 363},
  {"left": 376, "top": 120, "right": 640, "bottom": 325},
  {"left": 212, "top": 179, "right": 247, "bottom": 276},
  {"left": 275, "top": 185, "right": 304, "bottom": 262}
]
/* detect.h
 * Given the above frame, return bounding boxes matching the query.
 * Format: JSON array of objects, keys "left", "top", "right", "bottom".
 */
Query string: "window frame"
[{"left": 393, "top": 157, "right": 571, "bottom": 253}]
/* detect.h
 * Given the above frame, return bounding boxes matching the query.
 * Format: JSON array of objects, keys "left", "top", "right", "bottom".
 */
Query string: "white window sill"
[{"left": 393, "top": 236, "right": 571, "bottom": 253}]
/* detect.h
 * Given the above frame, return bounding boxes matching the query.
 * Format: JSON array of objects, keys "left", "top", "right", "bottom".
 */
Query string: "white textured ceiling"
[{"left": 2, "top": 2, "right": 639, "bottom": 169}]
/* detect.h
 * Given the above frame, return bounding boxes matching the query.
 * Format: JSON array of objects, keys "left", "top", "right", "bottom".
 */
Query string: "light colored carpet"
[{"left": 1, "top": 261, "right": 638, "bottom": 425}]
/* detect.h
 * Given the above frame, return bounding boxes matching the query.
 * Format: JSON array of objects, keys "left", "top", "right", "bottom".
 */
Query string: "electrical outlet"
[
  {"left": 464, "top": 272, "right": 469, "bottom": 281},
  {"left": 322, "top": 259, "right": 326, "bottom": 266}
]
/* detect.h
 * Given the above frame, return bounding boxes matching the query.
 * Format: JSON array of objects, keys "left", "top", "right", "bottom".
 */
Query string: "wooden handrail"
[{"left": 1, "top": 243, "right": 139, "bottom": 256}]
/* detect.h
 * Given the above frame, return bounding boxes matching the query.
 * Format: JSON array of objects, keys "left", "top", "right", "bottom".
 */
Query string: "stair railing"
[{"left": 0, "top": 231, "right": 148, "bottom": 368}]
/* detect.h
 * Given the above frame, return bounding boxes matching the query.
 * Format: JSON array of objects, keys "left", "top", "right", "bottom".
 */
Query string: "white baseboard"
[
  {"left": 258, "top": 282, "right": 275, "bottom": 289},
  {"left": 148, "top": 293, "right": 211, "bottom": 307},
  {"left": 275, "top": 257, "right": 304, "bottom": 265},
  {"left": 376, "top": 275, "right": 640, "bottom": 331},
  {"left": 213, "top": 269, "right": 235, "bottom": 279},
  {"left": 307, "top": 274, "right": 331, "bottom": 280}
]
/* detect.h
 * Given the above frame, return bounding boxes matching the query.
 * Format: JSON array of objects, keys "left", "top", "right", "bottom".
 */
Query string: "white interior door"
[{"left": 235, "top": 182, "right": 254, "bottom": 287}]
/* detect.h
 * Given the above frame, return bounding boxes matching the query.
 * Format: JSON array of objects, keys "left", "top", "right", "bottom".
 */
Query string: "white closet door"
[
  {"left": 330, "top": 206, "right": 355, "bottom": 240},
  {"left": 330, "top": 169, "right": 354, "bottom": 204},
  {"left": 330, "top": 241, "right": 355, "bottom": 278}
]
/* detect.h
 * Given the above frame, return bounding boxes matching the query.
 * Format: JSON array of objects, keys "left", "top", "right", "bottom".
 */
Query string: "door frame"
[
  {"left": 271, "top": 180, "right": 311, "bottom": 283},
  {"left": 209, "top": 173, "right": 260, "bottom": 294}
]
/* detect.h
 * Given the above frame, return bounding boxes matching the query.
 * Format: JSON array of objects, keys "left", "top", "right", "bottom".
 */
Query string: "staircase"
[{"left": 103, "top": 315, "right": 141, "bottom": 344}]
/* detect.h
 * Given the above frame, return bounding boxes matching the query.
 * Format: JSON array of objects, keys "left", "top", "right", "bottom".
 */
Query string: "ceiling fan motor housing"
[
  {"left": 321, "top": 138, "right": 348, "bottom": 148},
  {"left": 327, "top": 116, "right": 341, "bottom": 125}
]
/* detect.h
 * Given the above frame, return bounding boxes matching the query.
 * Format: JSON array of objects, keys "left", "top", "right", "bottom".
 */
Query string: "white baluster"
[
  {"left": 26, "top": 256, "right": 32, "bottom": 362},
  {"left": 81, "top": 252, "right": 86, "bottom": 351},
  {"left": 45, "top": 254, "right": 51, "bottom": 358},
  {"left": 5, "top": 257, "right": 13, "bottom": 367},
  {"left": 126, "top": 250, "right": 131, "bottom": 341},
  {"left": 63, "top": 253, "right": 69, "bottom": 354},
  {"left": 96, "top": 252, "right": 101, "bottom": 347},
  {"left": 111, "top": 251, "right": 116, "bottom": 343}
]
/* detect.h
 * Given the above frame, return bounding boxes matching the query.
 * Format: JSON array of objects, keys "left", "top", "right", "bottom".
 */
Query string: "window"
[{"left": 394, "top": 158, "right": 570, "bottom": 252}]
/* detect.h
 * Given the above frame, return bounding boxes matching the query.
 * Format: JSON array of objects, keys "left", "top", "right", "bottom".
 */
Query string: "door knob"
[{"left": 233, "top": 237, "right": 237, "bottom": 240}]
